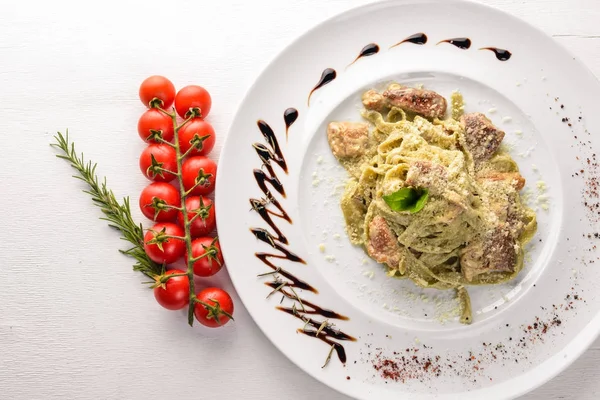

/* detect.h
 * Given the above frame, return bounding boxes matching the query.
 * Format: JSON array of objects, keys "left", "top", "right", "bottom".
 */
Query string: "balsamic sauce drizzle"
[
  {"left": 390, "top": 32, "right": 428, "bottom": 48},
  {"left": 272, "top": 284, "right": 348, "bottom": 320},
  {"left": 438, "top": 37, "right": 472, "bottom": 49},
  {"left": 252, "top": 228, "right": 315, "bottom": 293},
  {"left": 250, "top": 111, "right": 353, "bottom": 364},
  {"left": 278, "top": 304, "right": 355, "bottom": 364},
  {"left": 480, "top": 47, "right": 512, "bottom": 61},
  {"left": 347, "top": 43, "right": 380, "bottom": 67},
  {"left": 307, "top": 68, "right": 337, "bottom": 106},
  {"left": 283, "top": 108, "right": 299, "bottom": 142},
  {"left": 300, "top": 331, "right": 350, "bottom": 364}
]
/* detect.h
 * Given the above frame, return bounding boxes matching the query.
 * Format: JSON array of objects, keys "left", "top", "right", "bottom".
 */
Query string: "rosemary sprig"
[
  {"left": 266, "top": 281, "right": 287, "bottom": 298},
  {"left": 315, "top": 319, "right": 329, "bottom": 337},
  {"left": 51, "top": 131, "right": 162, "bottom": 278},
  {"left": 257, "top": 267, "right": 281, "bottom": 277},
  {"left": 289, "top": 286, "right": 306, "bottom": 313},
  {"left": 322, "top": 344, "right": 335, "bottom": 368}
]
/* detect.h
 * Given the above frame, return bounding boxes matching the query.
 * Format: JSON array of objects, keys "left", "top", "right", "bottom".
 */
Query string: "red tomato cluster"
[{"left": 137, "top": 75, "right": 233, "bottom": 328}]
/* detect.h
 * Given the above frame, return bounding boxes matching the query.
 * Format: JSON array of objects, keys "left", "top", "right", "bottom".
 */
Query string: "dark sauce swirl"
[
  {"left": 390, "top": 32, "right": 427, "bottom": 48},
  {"left": 256, "top": 120, "right": 287, "bottom": 173},
  {"left": 277, "top": 305, "right": 356, "bottom": 364},
  {"left": 480, "top": 47, "right": 512, "bottom": 61},
  {"left": 348, "top": 43, "right": 380, "bottom": 67},
  {"left": 283, "top": 108, "right": 299, "bottom": 141},
  {"left": 438, "top": 37, "right": 471, "bottom": 49},
  {"left": 308, "top": 68, "right": 337, "bottom": 106},
  {"left": 249, "top": 117, "right": 353, "bottom": 364},
  {"left": 253, "top": 228, "right": 315, "bottom": 293},
  {"left": 300, "top": 331, "right": 350, "bottom": 364},
  {"left": 273, "top": 285, "right": 348, "bottom": 320}
]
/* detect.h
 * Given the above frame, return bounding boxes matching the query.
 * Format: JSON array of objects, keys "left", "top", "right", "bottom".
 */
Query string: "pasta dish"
[{"left": 326, "top": 83, "right": 537, "bottom": 323}]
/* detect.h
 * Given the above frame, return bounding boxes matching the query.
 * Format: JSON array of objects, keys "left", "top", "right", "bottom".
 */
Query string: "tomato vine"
[
  {"left": 155, "top": 106, "right": 204, "bottom": 325},
  {"left": 52, "top": 77, "right": 230, "bottom": 328}
]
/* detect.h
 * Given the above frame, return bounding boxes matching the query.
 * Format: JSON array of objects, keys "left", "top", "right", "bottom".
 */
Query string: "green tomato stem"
[
  {"left": 155, "top": 137, "right": 176, "bottom": 148},
  {"left": 157, "top": 204, "right": 183, "bottom": 212},
  {"left": 189, "top": 252, "right": 211, "bottom": 264},
  {"left": 162, "top": 235, "right": 186, "bottom": 241},
  {"left": 187, "top": 211, "right": 206, "bottom": 225},
  {"left": 180, "top": 146, "right": 196, "bottom": 161},
  {"left": 165, "top": 108, "right": 198, "bottom": 327}
]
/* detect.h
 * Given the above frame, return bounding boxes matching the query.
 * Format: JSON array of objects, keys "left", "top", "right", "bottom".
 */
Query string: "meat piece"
[
  {"left": 382, "top": 87, "right": 447, "bottom": 119},
  {"left": 341, "top": 180, "right": 367, "bottom": 245},
  {"left": 367, "top": 216, "right": 401, "bottom": 269},
  {"left": 327, "top": 121, "right": 369, "bottom": 159},
  {"left": 460, "top": 228, "right": 517, "bottom": 281},
  {"left": 460, "top": 113, "right": 505, "bottom": 163},
  {"left": 477, "top": 172, "right": 526, "bottom": 232},
  {"left": 362, "top": 89, "right": 385, "bottom": 111},
  {"left": 405, "top": 161, "right": 447, "bottom": 195},
  {"left": 478, "top": 172, "right": 525, "bottom": 191}
]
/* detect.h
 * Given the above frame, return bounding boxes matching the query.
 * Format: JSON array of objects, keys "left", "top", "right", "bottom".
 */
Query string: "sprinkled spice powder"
[
  {"left": 370, "top": 348, "right": 443, "bottom": 383},
  {"left": 582, "top": 152, "right": 600, "bottom": 222},
  {"left": 361, "top": 287, "right": 585, "bottom": 384},
  {"left": 554, "top": 103, "right": 595, "bottom": 262},
  {"left": 558, "top": 100, "right": 600, "bottom": 240}
]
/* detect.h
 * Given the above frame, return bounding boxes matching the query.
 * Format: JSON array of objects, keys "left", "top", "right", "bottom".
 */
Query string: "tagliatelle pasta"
[{"left": 327, "top": 84, "right": 537, "bottom": 324}]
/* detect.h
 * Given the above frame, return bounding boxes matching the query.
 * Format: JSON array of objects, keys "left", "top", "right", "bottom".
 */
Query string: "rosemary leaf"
[
  {"left": 51, "top": 131, "right": 161, "bottom": 279},
  {"left": 322, "top": 344, "right": 335, "bottom": 369},
  {"left": 316, "top": 320, "right": 328, "bottom": 337}
]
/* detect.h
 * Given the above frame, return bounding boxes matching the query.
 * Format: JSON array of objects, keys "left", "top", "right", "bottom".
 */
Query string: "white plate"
[{"left": 216, "top": 1, "right": 600, "bottom": 398}]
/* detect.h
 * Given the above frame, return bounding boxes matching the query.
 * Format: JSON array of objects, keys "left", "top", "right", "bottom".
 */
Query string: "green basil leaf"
[
  {"left": 411, "top": 189, "right": 429, "bottom": 213},
  {"left": 383, "top": 187, "right": 429, "bottom": 213}
]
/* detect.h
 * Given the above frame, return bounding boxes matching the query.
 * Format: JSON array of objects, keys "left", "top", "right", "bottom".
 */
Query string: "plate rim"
[{"left": 215, "top": 0, "right": 600, "bottom": 398}]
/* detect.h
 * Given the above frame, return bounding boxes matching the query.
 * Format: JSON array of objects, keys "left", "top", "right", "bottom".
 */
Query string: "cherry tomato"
[
  {"left": 188, "top": 237, "right": 223, "bottom": 277},
  {"left": 137, "top": 108, "right": 174, "bottom": 143},
  {"left": 177, "top": 196, "right": 216, "bottom": 238},
  {"left": 153, "top": 269, "right": 189, "bottom": 310},
  {"left": 177, "top": 118, "right": 216, "bottom": 156},
  {"left": 174, "top": 85, "right": 212, "bottom": 118},
  {"left": 181, "top": 156, "right": 217, "bottom": 196},
  {"left": 143, "top": 222, "right": 185, "bottom": 264},
  {"left": 139, "top": 144, "right": 177, "bottom": 182},
  {"left": 194, "top": 287, "right": 234, "bottom": 328},
  {"left": 139, "top": 182, "right": 180, "bottom": 222},
  {"left": 139, "top": 75, "right": 176, "bottom": 108}
]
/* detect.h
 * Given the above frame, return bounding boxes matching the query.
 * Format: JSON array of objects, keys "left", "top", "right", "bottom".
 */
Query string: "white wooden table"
[{"left": 1, "top": 0, "right": 599, "bottom": 398}]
